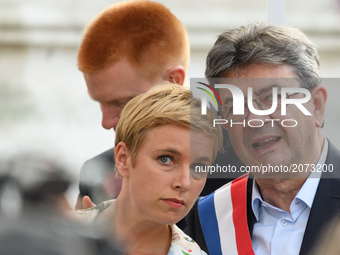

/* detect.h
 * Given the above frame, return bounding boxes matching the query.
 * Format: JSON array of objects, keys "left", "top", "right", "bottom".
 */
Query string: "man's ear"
[
  {"left": 115, "top": 142, "right": 130, "bottom": 177},
  {"left": 163, "top": 66, "right": 186, "bottom": 85},
  {"left": 312, "top": 85, "right": 327, "bottom": 128}
]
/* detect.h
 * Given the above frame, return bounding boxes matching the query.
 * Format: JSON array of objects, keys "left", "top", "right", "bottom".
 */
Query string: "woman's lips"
[{"left": 162, "top": 199, "right": 185, "bottom": 209}]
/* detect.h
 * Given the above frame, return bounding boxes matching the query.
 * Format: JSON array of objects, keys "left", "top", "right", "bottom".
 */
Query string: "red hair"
[{"left": 77, "top": 0, "right": 189, "bottom": 81}]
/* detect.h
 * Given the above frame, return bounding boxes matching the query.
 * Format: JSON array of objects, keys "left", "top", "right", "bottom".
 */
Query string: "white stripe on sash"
[
  {"left": 214, "top": 182, "right": 239, "bottom": 254},
  {"left": 198, "top": 174, "right": 254, "bottom": 255}
]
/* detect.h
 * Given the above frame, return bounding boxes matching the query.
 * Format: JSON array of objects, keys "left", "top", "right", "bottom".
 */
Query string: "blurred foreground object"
[{"left": 0, "top": 153, "right": 121, "bottom": 255}]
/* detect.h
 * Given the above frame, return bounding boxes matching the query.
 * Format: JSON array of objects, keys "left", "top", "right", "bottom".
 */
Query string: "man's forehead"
[
  {"left": 85, "top": 77, "right": 153, "bottom": 104},
  {"left": 218, "top": 78, "right": 301, "bottom": 99},
  {"left": 217, "top": 63, "right": 299, "bottom": 96},
  {"left": 87, "top": 85, "right": 149, "bottom": 104},
  {"left": 84, "top": 58, "right": 155, "bottom": 102}
]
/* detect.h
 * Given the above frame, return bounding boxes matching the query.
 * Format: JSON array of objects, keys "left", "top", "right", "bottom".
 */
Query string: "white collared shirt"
[{"left": 251, "top": 139, "right": 328, "bottom": 255}]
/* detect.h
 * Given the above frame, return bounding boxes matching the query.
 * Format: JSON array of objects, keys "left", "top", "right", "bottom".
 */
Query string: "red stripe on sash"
[{"left": 231, "top": 174, "right": 255, "bottom": 255}]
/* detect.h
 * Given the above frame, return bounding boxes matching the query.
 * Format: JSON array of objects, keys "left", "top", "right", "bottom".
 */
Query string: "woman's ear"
[
  {"left": 163, "top": 65, "right": 186, "bottom": 85},
  {"left": 115, "top": 142, "right": 131, "bottom": 177},
  {"left": 312, "top": 85, "right": 327, "bottom": 128}
]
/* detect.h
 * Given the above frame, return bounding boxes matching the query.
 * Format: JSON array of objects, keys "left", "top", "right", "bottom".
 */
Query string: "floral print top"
[{"left": 79, "top": 200, "right": 207, "bottom": 255}]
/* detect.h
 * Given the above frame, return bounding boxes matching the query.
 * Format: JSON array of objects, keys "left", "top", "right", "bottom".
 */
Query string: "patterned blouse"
[{"left": 79, "top": 200, "right": 207, "bottom": 255}]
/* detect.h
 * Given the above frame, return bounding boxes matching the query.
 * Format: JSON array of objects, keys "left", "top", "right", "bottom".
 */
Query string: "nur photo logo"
[
  {"left": 192, "top": 79, "right": 312, "bottom": 128},
  {"left": 194, "top": 82, "right": 222, "bottom": 115}
]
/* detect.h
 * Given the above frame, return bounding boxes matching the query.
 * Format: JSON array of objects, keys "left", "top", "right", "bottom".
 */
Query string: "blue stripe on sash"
[{"left": 198, "top": 192, "right": 222, "bottom": 255}]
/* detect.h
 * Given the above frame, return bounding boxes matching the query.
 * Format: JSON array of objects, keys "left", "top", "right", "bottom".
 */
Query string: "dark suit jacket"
[{"left": 183, "top": 141, "right": 340, "bottom": 255}]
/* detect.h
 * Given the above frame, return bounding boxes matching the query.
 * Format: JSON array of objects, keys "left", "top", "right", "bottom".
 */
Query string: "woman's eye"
[
  {"left": 191, "top": 163, "right": 205, "bottom": 170},
  {"left": 159, "top": 156, "right": 172, "bottom": 165},
  {"left": 190, "top": 163, "right": 209, "bottom": 178},
  {"left": 191, "top": 162, "right": 208, "bottom": 171}
]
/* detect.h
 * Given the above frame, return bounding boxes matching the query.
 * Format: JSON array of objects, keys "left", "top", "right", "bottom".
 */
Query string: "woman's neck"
[{"left": 102, "top": 196, "right": 172, "bottom": 254}]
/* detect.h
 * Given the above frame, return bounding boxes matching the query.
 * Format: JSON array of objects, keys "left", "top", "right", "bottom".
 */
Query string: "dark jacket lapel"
[
  {"left": 246, "top": 174, "right": 256, "bottom": 236},
  {"left": 299, "top": 141, "right": 340, "bottom": 255}
]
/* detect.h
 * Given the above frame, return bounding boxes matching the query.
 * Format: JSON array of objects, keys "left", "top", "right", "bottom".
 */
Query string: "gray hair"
[{"left": 205, "top": 22, "right": 320, "bottom": 90}]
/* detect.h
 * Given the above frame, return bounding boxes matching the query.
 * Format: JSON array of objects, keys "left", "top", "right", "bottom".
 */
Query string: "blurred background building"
[{"left": 1, "top": 0, "right": 340, "bottom": 205}]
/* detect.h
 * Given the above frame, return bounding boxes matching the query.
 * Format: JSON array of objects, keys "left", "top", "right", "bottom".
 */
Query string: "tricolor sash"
[{"left": 198, "top": 174, "right": 254, "bottom": 255}]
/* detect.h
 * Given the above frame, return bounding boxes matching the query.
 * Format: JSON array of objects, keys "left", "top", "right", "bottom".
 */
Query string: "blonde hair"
[
  {"left": 115, "top": 84, "right": 223, "bottom": 166},
  {"left": 77, "top": 0, "right": 189, "bottom": 82}
]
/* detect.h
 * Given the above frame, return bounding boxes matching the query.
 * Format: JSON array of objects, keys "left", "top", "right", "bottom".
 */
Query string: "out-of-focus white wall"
[{"left": 1, "top": 0, "right": 340, "bottom": 205}]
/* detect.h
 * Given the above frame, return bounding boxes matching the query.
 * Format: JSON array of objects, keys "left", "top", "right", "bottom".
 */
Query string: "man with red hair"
[{"left": 75, "top": 0, "right": 190, "bottom": 208}]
